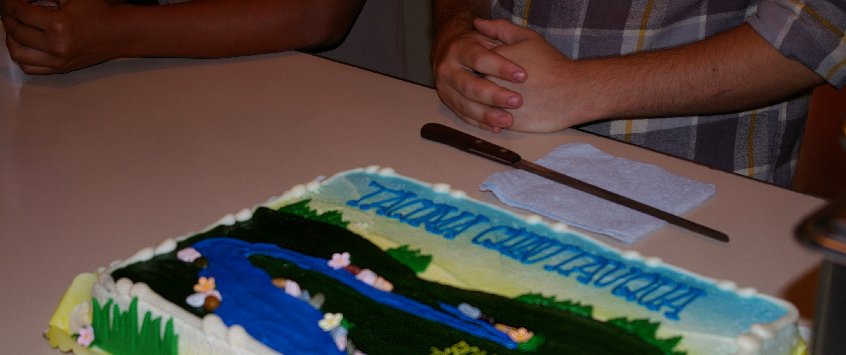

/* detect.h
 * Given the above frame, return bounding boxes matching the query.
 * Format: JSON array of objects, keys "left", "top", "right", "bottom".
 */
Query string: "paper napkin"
[{"left": 480, "top": 143, "right": 715, "bottom": 243}]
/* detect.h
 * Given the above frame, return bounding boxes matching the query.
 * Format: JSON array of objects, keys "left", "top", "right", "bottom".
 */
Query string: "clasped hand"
[
  {"left": 433, "top": 18, "right": 607, "bottom": 133},
  {"left": 2, "top": 0, "right": 120, "bottom": 74}
]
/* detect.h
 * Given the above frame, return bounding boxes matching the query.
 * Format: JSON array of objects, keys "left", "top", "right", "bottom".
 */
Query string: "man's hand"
[
  {"left": 432, "top": 11, "right": 527, "bottom": 132},
  {"left": 475, "top": 19, "right": 824, "bottom": 133},
  {"left": 477, "top": 19, "right": 605, "bottom": 132},
  {"left": 3, "top": 0, "right": 122, "bottom": 74}
]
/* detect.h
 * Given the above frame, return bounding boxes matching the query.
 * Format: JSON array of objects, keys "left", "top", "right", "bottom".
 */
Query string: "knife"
[{"left": 420, "top": 123, "right": 729, "bottom": 243}]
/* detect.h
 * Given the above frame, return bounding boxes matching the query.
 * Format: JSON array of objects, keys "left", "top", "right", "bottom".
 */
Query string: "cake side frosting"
[{"left": 45, "top": 167, "right": 803, "bottom": 355}]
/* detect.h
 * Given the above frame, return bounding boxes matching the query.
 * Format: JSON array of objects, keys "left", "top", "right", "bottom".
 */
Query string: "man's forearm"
[
  {"left": 432, "top": 0, "right": 489, "bottom": 60},
  {"left": 433, "top": 0, "right": 489, "bottom": 31},
  {"left": 586, "top": 24, "right": 824, "bottom": 120},
  {"left": 116, "top": 0, "right": 364, "bottom": 59}
]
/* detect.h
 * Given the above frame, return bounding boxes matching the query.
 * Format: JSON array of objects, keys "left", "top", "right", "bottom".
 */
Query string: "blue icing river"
[{"left": 192, "top": 237, "right": 516, "bottom": 353}]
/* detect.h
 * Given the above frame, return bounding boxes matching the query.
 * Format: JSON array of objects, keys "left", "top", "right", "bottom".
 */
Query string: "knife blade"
[{"left": 420, "top": 123, "right": 729, "bottom": 243}]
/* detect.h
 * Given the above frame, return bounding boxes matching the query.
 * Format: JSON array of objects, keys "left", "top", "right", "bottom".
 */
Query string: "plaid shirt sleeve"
[{"left": 748, "top": 0, "right": 846, "bottom": 88}]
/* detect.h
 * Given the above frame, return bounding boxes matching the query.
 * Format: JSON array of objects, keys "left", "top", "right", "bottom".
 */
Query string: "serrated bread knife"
[{"left": 420, "top": 123, "right": 729, "bottom": 243}]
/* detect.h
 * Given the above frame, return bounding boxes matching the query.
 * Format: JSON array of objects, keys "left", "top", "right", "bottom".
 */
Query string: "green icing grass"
[
  {"left": 278, "top": 199, "right": 348, "bottom": 228},
  {"left": 515, "top": 293, "right": 685, "bottom": 355},
  {"left": 91, "top": 297, "right": 178, "bottom": 355},
  {"left": 386, "top": 245, "right": 433, "bottom": 273},
  {"left": 515, "top": 293, "right": 594, "bottom": 318},
  {"left": 607, "top": 318, "right": 685, "bottom": 355},
  {"left": 517, "top": 334, "right": 545, "bottom": 352}
]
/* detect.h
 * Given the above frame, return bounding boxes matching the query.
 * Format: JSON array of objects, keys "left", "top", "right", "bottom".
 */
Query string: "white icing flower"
[
  {"left": 457, "top": 303, "right": 481, "bottom": 320},
  {"left": 284, "top": 280, "right": 302, "bottom": 298},
  {"left": 186, "top": 289, "right": 222, "bottom": 308},
  {"left": 355, "top": 269, "right": 377, "bottom": 286},
  {"left": 330, "top": 326, "right": 349, "bottom": 351},
  {"left": 177, "top": 247, "right": 202, "bottom": 263},
  {"left": 318, "top": 313, "right": 344, "bottom": 331},
  {"left": 328, "top": 252, "right": 351, "bottom": 269},
  {"left": 76, "top": 325, "right": 94, "bottom": 347},
  {"left": 186, "top": 293, "right": 207, "bottom": 307},
  {"left": 309, "top": 293, "right": 326, "bottom": 309}
]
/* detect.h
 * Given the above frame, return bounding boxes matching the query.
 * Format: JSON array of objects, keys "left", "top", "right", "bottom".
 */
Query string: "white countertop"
[{"left": 0, "top": 38, "right": 825, "bottom": 353}]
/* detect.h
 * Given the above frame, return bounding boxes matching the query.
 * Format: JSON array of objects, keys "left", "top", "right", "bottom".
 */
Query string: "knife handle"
[{"left": 421, "top": 123, "right": 521, "bottom": 165}]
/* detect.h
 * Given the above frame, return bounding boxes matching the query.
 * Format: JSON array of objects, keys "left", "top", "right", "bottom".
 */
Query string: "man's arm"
[
  {"left": 431, "top": 0, "right": 526, "bottom": 132},
  {"left": 1, "top": 0, "right": 365, "bottom": 74},
  {"left": 477, "top": 19, "right": 825, "bottom": 132}
]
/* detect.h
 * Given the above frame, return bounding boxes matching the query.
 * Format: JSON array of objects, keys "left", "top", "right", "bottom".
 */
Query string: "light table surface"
[{"left": 0, "top": 41, "right": 826, "bottom": 353}]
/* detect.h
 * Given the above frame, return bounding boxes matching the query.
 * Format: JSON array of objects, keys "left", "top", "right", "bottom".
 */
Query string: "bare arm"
[
  {"left": 2, "top": 0, "right": 365, "bottom": 74},
  {"left": 477, "top": 19, "right": 825, "bottom": 132}
]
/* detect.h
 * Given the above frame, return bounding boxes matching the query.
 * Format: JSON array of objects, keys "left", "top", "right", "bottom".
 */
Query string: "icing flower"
[
  {"left": 495, "top": 324, "right": 534, "bottom": 343},
  {"left": 76, "top": 325, "right": 95, "bottom": 347},
  {"left": 507, "top": 327, "right": 534, "bottom": 343},
  {"left": 373, "top": 277, "right": 394, "bottom": 292},
  {"left": 186, "top": 293, "right": 206, "bottom": 308},
  {"left": 309, "top": 293, "right": 326, "bottom": 309},
  {"left": 318, "top": 313, "right": 344, "bottom": 331},
  {"left": 284, "top": 280, "right": 302, "bottom": 298},
  {"left": 328, "top": 252, "right": 351, "bottom": 269},
  {"left": 355, "top": 269, "right": 378, "bottom": 286},
  {"left": 188, "top": 276, "right": 222, "bottom": 308},
  {"left": 457, "top": 303, "right": 482, "bottom": 320},
  {"left": 330, "top": 326, "right": 349, "bottom": 351},
  {"left": 186, "top": 290, "right": 222, "bottom": 308},
  {"left": 351, "top": 268, "right": 392, "bottom": 291},
  {"left": 193, "top": 276, "right": 216, "bottom": 294},
  {"left": 177, "top": 247, "right": 202, "bottom": 263}
]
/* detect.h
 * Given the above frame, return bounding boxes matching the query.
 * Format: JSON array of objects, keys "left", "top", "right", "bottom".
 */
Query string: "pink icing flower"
[
  {"left": 177, "top": 247, "right": 202, "bottom": 263},
  {"left": 284, "top": 280, "right": 302, "bottom": 298},
  {"left": 328, "top": 252, "right": 351, "bottom": 269},
  {"left": 355, "top": 269, "right": 377, "bottom": 286},
  {"left": 508, "top": 327, "right": 534, "bottom": 343},
  {"left": 76, "top": 326, "right": 94, "bottom": 347},
  {"left": 373, "top": 277, "right": 394, "bottom": 292},
  {"left": 193, "top": 277, "right": 216, "bottom": 294},
  {"left": 495, "top": 324, "right": 534, "bottom": 343}
]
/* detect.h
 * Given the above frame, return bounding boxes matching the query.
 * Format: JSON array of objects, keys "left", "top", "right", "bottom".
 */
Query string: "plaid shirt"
[{"left": 492, "top": 0, "right": 846, "bottom": 187}]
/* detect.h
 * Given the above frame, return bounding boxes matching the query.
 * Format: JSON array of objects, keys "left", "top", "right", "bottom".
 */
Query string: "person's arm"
[
  {"left": 1, "top": 0, "right": 365, "bottom": 74},
  {"left": 476, "top": 19, "right": 825, "bottom": 133},
  {"left": 431, "top": 0, "right": 525, "bottom": 132}
]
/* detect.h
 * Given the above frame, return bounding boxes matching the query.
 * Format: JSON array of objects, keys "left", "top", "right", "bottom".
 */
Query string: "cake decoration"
[{"left": 44, "top": 167, "right": 804, "bottom": 354}]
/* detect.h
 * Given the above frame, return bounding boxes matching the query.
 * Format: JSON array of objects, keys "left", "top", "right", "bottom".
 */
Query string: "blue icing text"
[
  {"left": 347, "top": 181, "right": 490, "bottom": 239},
  {"left": 346, "top": 179, "right": 704, "bottom": 321}
]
